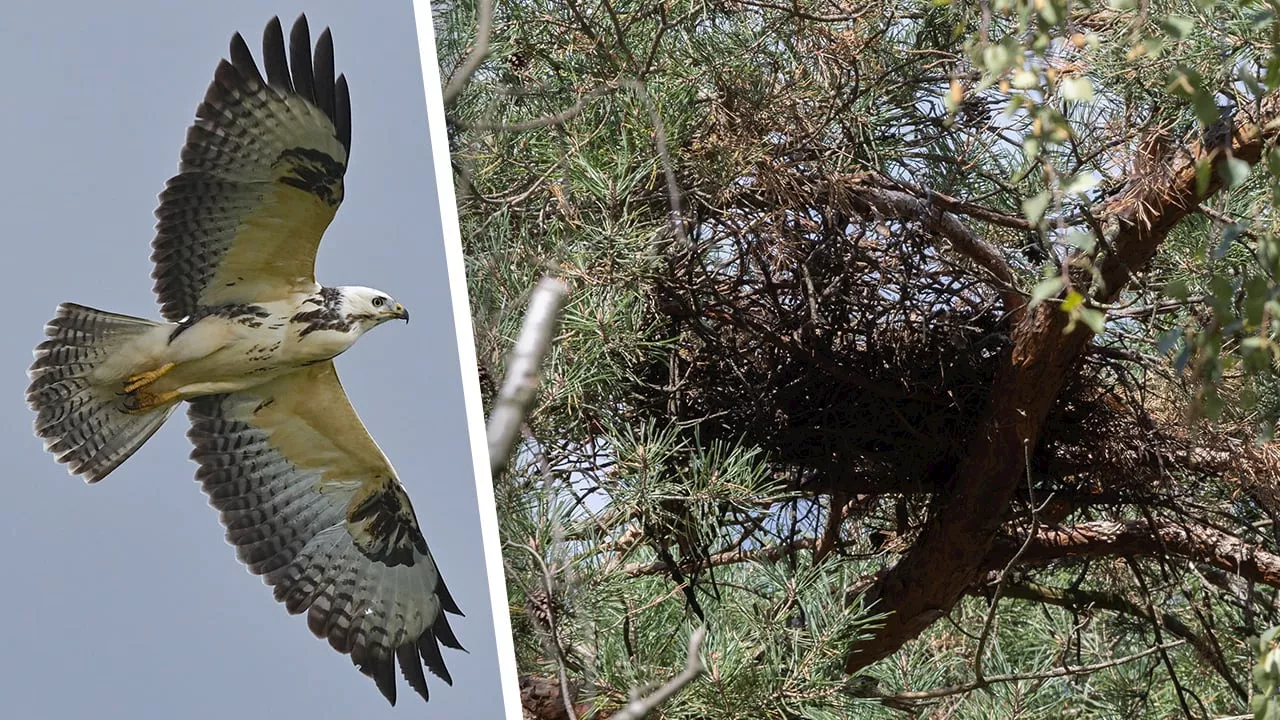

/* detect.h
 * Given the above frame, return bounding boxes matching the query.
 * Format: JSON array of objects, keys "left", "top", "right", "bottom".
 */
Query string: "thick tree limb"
[
  {"left": 987, "top": 519, "right": 1280, "bottom": 588},
  {"left": 843, "top": 96, "right": 1280, "bottom": 673}
]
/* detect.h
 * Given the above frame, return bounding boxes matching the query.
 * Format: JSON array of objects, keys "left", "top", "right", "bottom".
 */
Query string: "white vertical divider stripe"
[{"left": 410, "top": 3, "right": 524, "bottom": 718}]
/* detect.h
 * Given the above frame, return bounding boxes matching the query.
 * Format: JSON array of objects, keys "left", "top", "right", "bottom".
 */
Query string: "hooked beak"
[{"left": 394, "top": 303, "right": 409, "bottom": 323}]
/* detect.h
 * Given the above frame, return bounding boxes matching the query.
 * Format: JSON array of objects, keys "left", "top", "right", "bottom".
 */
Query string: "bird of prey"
[{"left": 26, "top": 15, "right": 463, "bottom": 705}]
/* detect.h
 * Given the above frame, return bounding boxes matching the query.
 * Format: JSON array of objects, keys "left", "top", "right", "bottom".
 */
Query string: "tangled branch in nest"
[{"left": 642, "top": 163, "right": 1270, "bottom": 512}]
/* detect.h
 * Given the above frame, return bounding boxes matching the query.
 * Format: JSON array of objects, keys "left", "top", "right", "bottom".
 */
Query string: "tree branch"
[
  {"left": 442, "top": 0, "right": 494, "bottom": 108},
  {"left": 621, "top": 538, "right": 818, "bottom": 577},
  {"left": 987, "top": 518, "right": 1280, "bottom": 589},
  {"left": 878, "top": 640, "right": 1184, "bottom": 703},
  {"left": 488, "top": 276, "right": 570, "bottom": 475},
  {"left": 986, "top": 578, "right": 1249, "bottom": 702},
  {"left": 845, "top": 185, "right": 1025, "bottom": 315},
  {"left": 611, "top": 626, "right": 708, "bottom": 720}
]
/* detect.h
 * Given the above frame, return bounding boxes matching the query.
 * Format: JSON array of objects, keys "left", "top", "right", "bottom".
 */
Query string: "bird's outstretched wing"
[
  {"left": 186, "top": 361, "right": 463, "bottom": 705},
  {"left": 152, "top": 14, "right": 351, "bottom": 322}
]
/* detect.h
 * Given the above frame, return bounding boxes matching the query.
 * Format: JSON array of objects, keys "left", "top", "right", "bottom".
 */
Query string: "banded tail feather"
[{"left": 27, "top": 303, "right": 178, "bottom": 482}]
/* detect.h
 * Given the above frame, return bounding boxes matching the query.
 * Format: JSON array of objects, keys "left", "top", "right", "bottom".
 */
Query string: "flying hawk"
[{"left": 26, "top": 15, "right": 463, "bottom": 705}]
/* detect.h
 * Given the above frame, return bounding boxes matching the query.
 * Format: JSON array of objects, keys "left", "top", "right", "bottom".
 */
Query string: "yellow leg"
[
  {"left": 122, "top": 362, "right": 176, "bottom": 393},
  {"left": 122, "top": 388, "right": 181, "bottom": 414}
]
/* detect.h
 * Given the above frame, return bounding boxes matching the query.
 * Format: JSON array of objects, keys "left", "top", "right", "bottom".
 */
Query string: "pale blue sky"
[{"left": 0, "top": 1, "right": 506, "bottom": 717}]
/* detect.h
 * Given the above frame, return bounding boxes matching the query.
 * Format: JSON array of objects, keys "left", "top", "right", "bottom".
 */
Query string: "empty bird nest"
[{"left": 639, "top": 200, "right": 1278, "bottom": 512}]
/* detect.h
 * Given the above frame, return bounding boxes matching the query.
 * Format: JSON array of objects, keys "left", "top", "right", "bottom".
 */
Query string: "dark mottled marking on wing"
[
  {"left": 347, "top": 479, "right": 430, "bottom": 567},
  {"left": 276, "top": 148, "right": 345, "bottom": 206},
  {"left": 169, "top": 304, "right": 271, "bottom": 342}
]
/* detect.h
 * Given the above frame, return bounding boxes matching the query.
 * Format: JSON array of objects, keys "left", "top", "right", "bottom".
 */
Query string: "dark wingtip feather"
[
  {"left": 262, "top": 16, "right": 292, "bottom": 92},
  {"left": 397, "top": 643, "right": 430, "bottom": 702},
  {"left": 335, "top": 74, "right": 351, "bottom": 152},
  {"left": 288, "top": 15, "right": 316, "bottom": 103},
  {"left": 313, "top": 28, "right": 337, "bottom": 122},
  {"left": 436, "top": 576, "right": 464, "bottom": 616},
  {"left": 433, "top": 612, "right": 465, "bottom": 653},
  {"left": 228, "top": 32, "right": 263, "bottom": 86},
  {"left": 418, "top": 630, "right": 453, "bottom": 686},
  {"left": 362, "top": 653, "right": 398, "bottom": 706}
]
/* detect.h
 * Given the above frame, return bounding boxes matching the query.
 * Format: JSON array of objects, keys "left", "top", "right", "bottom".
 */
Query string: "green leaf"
[
  {"left": 1263, "top": 625, "right": 1280, "bottom": 650},
  {"left": 1062, "top": 173, "right": 1099, "bottom": 196},
  {"left": 1061, "top": 289, "right": 1085, "bottom": 312},
  {"left": 1174, "top": 341, "right": 1193, "bottom": 373},
  {"left": 1157, "top": 328, "right": 1182, "bottom": 355},
  {"left": 1022, "top": 190, "right": 1052, "bottom": 224},
  {"left": 1196, "top": 157, "right": 1214, "bottom": 197},
  {"left": 1037, "top": 0, "right": 1062, "bottom": 25},
  {"left": 1195, "top": 94, "right": 1223, "bottom": 126},
  {"left": 983, "top": 41, "right": 1012, "bottom": 75},
  {"left": 1246, "top": 276, "right": 1269, "bottom": 328},
  {"left": 1060, "top": 76, "right": 1094, "bottom": 101},
  {"left": 1065, "top": 230, "right": 1096, "bottom": 252},
  {"left": 1158, "top": 15, "right": 1195, "bottom": 40},
  {"left": 1165, "top": 279, "right": 1190, "bottom": 300},
  {"left": 1222, "top": 156, "right": 1252, "bottom": 189},
  {"left": 1023, "top": 136, "right": 1041, "bottom": 163},
  {"left": 1210, "top": 275, "right": 1236, "bottom": 304},
  {"left": 1012, "top": 69, "right": 1039, "bottom": 89},
  {"left": 1076, "top": 307, "right": 1106, "bottom": 334},
  {"left": 1169, "top": 68, "right": 1223, "bottom": 126},
  {"left": 1030, "top": 276, "right": 1065, "bottom": 306},
  {"left": 1215, "top": 225, "right": 1239, "bottom": 259}
]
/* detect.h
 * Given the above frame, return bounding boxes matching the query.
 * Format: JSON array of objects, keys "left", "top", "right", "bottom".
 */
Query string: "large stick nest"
[{"left": 639, "top": 177, "right": 1267, "bottom": 506}]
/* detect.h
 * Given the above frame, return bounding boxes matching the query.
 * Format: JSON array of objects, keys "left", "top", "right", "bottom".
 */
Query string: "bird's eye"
[{"left": 372, "top": 297, "right": 386, "bottom": 308}]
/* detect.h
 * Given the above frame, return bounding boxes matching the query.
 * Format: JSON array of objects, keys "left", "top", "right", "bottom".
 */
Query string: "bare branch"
[
  {"left": 880, "top": 640, "right": 1185, "bottom": 703},
  {"left": 988, "top": 579, "right": 1250, "bottom": 702},
  {"left": 442, "top": 0, "right": 494, "bottom": 108},
  {"left": 846, "top": 185, "right": 1024, "bottom": 314},
  {"left": 487, "top": 276, "right": 570, "bottom": 475},
  {"left": 610, "top": 626, "right": 708, "bottom": 720},
  {"left": 622, "top": 538, "right": 818, "bottom": 576}
]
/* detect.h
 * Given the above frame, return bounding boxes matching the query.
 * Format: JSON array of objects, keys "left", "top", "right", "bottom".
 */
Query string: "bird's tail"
[{"left": 27, "top": 303, "right": 177, "bottom": 482}]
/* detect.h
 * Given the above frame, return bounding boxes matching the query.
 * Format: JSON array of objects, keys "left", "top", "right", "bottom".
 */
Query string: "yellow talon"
[
  {"left": 122, "top": 388, "right": 181, "bottom": 414},
  {"left": 123, "top": 362, "right": 176, "bottom": 393}
]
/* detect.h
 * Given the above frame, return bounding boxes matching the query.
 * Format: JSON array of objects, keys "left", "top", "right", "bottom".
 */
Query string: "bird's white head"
[{"left": 340, "top": 286, "right": 410, "bottom": 331}]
